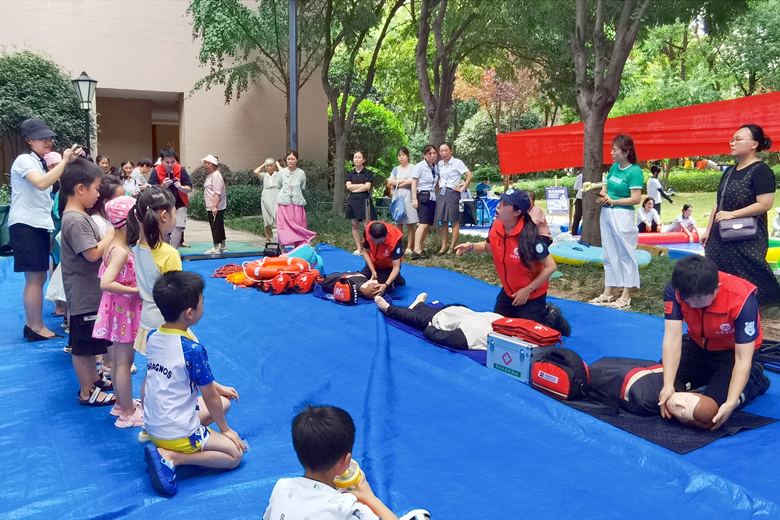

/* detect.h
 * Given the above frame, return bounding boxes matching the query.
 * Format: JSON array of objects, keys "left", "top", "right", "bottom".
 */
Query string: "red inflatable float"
[
  {"left": 637, "top": 231, "right": 699, "bottom": 244},
  {"left": 242, "top": 256, "right": 310, "bottom": 282}
]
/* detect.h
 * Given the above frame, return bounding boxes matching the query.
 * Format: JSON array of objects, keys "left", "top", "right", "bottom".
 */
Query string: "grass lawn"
[{"left": 225, "top": 190, "right": 780, "bottom": 322}]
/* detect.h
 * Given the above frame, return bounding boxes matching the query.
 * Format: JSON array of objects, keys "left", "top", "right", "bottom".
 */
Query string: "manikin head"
[{"left": 666, "top": 392, "right": 719, "bottom": 430}]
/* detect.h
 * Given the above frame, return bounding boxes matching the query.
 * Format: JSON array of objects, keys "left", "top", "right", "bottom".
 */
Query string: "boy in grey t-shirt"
[{"left": 60, "top": 158, "right": 116, "bottom": 406}]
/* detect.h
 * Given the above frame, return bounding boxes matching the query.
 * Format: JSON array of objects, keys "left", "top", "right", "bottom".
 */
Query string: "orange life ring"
[{"left": 242, "top": 257, "right": 311, "bottom": 282}]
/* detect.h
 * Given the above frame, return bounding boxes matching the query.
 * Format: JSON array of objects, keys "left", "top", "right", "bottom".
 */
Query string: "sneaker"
[
  {"left": 180, "top": 242, "right": 191, "bottom": 248},
  {"left": 138, "top": 429, "right": 151, "bottom": 443},
  {"left": 405, "top": 248, "right": 413, "bottom": 255},
  {"left": 219, "top": 244, "right": 229, "bottom": 253},
  {"left": 144, "top": 444, "right": 177, "bottom": 496},
  {"left": 63, "top": 345, "right": 72, "bottom": 353},
  {"left": 411, "top": 251, "right": 429, "bottom": 260},
  {"left": 115, "top": 406, "right": 144, "bottom": 428},
  {"left": 352, "top": 249, "right": 363, "bottom": 256},
  {"left": 204, "top": 247, "right": 221, "bottom": 254}
]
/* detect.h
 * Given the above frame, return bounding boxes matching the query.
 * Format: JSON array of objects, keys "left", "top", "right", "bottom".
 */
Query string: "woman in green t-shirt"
[{"left": 590, "top": 134, "right": 643, "bottom": 310}]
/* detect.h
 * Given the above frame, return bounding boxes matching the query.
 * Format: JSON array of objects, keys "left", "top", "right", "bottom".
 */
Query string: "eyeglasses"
[
  {"left": 730, "top": 138, "right": 755, "bottom": 144},
  {"left": 35, "top": 137, "right": 54, "bottom": 143}
]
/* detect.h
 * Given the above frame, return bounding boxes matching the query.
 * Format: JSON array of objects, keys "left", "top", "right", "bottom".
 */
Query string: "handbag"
[
  {"left": 390, "top": 177, "right": 406, "bottom": 221},
  {"left": 418, "top": 190, "right": 431, "bottom": 204},
  {"left": 263, "top": 242, "right": 282, "bottom": 257},
  {"left": 717, "top": 165, "right": 759, "bottom": 242}
]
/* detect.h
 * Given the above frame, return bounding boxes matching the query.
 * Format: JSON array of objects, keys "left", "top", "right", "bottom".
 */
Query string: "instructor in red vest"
[
  {"left": 147, "top": 149, "right": 192, "bottom": 249},
  {"left": 361, "top": 221, "right": 405, "bottom": 296},
  {"left": 455, "top": 188, "right": 570, "bottom": 336},
  {"left": 658, "top": 255, "right": 770, "bottom": 429}
]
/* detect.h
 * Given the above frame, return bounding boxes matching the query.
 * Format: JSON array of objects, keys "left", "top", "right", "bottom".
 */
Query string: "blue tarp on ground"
[{"left": 2, "top": 245, "right": 780, "bottom": 519}]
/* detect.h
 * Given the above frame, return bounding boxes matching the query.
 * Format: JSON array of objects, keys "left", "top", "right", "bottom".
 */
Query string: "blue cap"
[{"left": 500, "top": 189, "right": 531, "bottom": 212}]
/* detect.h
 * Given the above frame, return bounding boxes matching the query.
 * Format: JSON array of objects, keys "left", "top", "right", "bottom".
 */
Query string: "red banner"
[{"left": 497, "top": 92, "right": 780, "bottom": 175}]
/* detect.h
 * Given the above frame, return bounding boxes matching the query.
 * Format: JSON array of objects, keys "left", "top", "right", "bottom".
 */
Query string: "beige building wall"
[
  {"left": 0, "top": 0, "right": 327, "bottom": 171},
  {"left": 95, "top": 97, "right": 153, "bottom": 164}
]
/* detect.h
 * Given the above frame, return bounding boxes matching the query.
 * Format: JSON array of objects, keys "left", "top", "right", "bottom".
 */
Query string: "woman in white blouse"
[
  {"left": 435, "top": 142, "right": 472, "bottom": 254},
  {"left": 636, "top": 197, "right": 661, "bottom": 233}
]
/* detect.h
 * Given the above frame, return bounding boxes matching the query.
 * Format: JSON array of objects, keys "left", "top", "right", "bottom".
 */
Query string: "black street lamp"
[{"left": 72, "top": 71, "right": 97, "bottom": 156}]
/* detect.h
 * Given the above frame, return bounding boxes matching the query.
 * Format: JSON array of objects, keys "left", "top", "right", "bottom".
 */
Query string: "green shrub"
[
  {"left": 0, "top": 184, "right": 9, "bottom": 205},
  {"left": 189, "top": 185, "right": 264, "bottom": 220},
  {"left": 493, "top": 176, "right": 576, "bottom": 199},
  {"left": 473, "top": 164, "right": 502, "bottom": 182}
]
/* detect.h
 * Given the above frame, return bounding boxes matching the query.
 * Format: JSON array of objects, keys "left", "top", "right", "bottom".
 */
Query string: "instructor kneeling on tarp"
[
  {"left": 360, "top": 220, "right": 406, "bottom": 296},
  {"left": 658, "top": 255, "right": 770, "bottom": 430}
]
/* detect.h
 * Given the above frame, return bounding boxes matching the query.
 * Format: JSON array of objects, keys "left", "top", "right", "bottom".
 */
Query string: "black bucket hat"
[{"left": 20, "top": 118, "right": 57, "bottom": 140}]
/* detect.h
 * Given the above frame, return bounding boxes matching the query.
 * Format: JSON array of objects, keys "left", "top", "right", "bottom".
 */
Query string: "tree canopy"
[{"left": 0, "top": 50, "right": 86, "bottom": 173}]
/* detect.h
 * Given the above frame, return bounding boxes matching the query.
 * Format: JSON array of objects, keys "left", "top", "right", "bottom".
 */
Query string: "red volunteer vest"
[
  {"left": 365, "top": 221, "right": 404, "bottom": 269},
  {"left": 488, "top": 219, "right": 548, "bottom": 299},
  {"left": 155, "top": 163, "right": 189, "bottom": 207},
  {"left": 675, "top": 272, "right": 762, "bottom": 351}
]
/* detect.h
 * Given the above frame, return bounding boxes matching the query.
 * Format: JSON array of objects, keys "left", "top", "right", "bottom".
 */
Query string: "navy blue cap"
[
  {"left": 20, "top": 118, "right": 57, "bottom": 140},
  {"left": 499, "top": 188, "right": 531, "bottom": 212}
]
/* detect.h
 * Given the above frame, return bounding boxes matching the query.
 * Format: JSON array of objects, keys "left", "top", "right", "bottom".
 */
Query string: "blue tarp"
[{"left": 2, "top": 245, "right": 779, "bottom": 519}]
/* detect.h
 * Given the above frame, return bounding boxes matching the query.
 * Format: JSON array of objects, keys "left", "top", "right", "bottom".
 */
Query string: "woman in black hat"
[{"left": 9, "top": 118, "right": 82, "bottom": 341}]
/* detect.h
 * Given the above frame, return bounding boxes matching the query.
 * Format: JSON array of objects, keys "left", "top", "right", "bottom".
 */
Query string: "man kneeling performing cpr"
[{"left": 658, "top": 255, "right": 770, "bottom": 430}]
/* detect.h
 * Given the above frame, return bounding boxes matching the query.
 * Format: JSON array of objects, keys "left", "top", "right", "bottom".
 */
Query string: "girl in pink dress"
[{"left": 92, "top": 196, "right": 144, "bottom": 428}]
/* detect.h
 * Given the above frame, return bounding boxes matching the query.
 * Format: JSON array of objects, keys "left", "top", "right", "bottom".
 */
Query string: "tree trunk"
[
  {"left": 428, "top": 119, "right": 449, "bottom": 148},
  {"left": 579, "top": 114, "right": 607, "bottom": 246},
  {"left": 331, "top": 126, "right": 347, "bottom": 216},
  {"left": 285, "top": 87, "right": 291, "bottom": 152}
]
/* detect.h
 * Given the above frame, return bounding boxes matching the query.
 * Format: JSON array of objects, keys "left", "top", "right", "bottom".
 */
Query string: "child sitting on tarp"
[
  {"left": 657, "top": 255, "right": 770, "bottom": 430},
  {"left": 263, "top": 405, "right": 400, "bottom": 520},
  {"left": 666, "top": 204, "right": 697, "bottom": 241},
  {"left": 375, "top": 292, "right": 501, "bottom": 350},
  {"left": 142, "top": 271, "right": 246, "bottom": 496}
]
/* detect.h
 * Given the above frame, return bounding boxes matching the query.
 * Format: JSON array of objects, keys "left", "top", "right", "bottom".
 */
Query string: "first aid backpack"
[{"left": 531, "top": 348, "right": 589, "bottom": 401}]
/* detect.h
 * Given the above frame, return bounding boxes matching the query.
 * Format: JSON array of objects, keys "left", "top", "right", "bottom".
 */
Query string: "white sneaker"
[
  {"left": 204, "top": 247, "right": 221, "bottom": 254},
  {"left": 353, "top": 249, "right": 363, "bottom": 256},
  {"left": 405, "top": 248, "right": 413, "bottom": 255},
  {"left": 219, "top": 244, "right": 228, "bottom": 253}
]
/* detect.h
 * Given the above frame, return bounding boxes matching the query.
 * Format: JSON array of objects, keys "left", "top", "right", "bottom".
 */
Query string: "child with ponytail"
[
  {"left": 127, "top": 186, "right": 181, "bottom": 442},
  {"left": 127, "top": 186, "right": 181, "bottom": 356}
]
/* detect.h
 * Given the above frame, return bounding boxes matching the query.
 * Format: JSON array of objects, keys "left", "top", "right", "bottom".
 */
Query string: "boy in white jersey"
[
  {"left": 264, "top": 405, "right": 399, "bottom": 520},
  {"left": 143, "top": 271, "right": 246, "bottom": 496}
]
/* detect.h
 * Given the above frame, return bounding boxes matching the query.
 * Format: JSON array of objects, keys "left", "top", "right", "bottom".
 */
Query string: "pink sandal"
[
  {"left": 115, "top": 406, "right": 144, "bottom": 428},
  {"left": 110, "top": 398, "right": 142, "bottom": 417}
]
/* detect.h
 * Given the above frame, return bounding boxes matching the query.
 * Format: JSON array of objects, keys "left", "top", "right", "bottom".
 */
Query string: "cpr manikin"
[{"left": 663, "top": 392, "right": 719, "bottom": 430}]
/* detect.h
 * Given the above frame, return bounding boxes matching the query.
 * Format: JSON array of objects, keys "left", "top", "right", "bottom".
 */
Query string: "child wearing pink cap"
[{"left": 92, "top": 195, "right": 144, "bottom": 428}]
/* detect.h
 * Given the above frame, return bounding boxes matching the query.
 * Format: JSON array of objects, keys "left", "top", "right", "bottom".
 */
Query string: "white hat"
[{"left": 202, "top": 154, "right": 219, "bottom": 165}]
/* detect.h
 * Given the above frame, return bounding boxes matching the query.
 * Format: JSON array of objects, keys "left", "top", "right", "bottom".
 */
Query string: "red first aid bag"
[
  {"left": 491, "top": 317, "right": 561, "bottom": 346},
  {"left": 531, "top": 348, "right": 590, "bottom": 401}
]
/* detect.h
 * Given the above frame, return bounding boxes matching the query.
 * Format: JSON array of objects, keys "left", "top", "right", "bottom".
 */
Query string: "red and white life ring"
[{"left": 242, "top": 257, "right": 311, "bottom": 282}]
